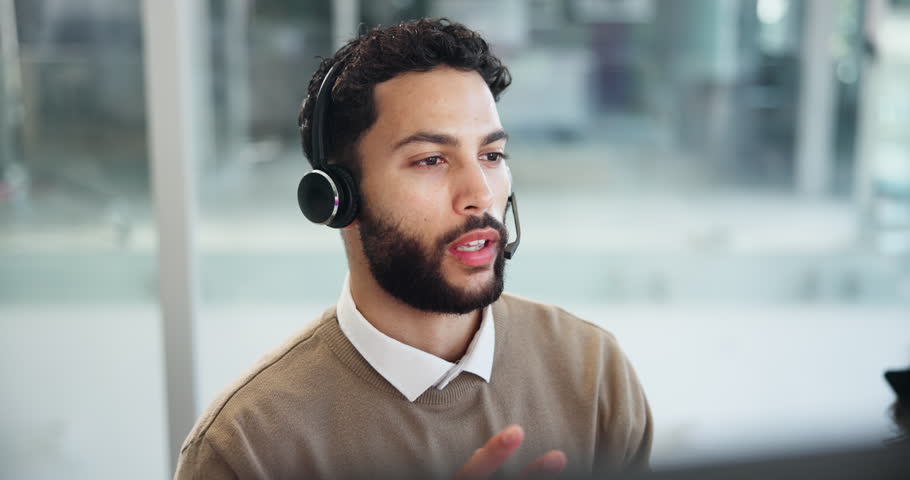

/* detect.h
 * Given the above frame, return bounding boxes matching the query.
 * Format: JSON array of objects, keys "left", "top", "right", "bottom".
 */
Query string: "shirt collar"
[{"left": 336, "top": 274, "right": 495, "bottom": 402}]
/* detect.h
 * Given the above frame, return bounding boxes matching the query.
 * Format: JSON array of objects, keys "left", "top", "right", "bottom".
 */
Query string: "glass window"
[
  {"left": 193, "top": 0, "right": 910, "bottom": 467},
  {"left": 4, "top": 1, "right": 908, "bottom": 476},
  {"left": 1, "top": 1, "right": 167, "bottom": 479}
]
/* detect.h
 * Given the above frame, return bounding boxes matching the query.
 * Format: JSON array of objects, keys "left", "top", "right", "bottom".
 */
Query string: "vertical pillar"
[
  {"left": 0, "top": 0, "right": 23, "bottom": 175},
  {"left": 795, "top": 0, "right": 838, "bottom": 196},
  {"left": 224, "top": 0, "right": 250, "bottom": 165},
  {"left": 141, "top": 0, "right": 202, "bottom": 472},
  {"left": 853, "top": 0, "right": 887, "bottom": 211},
  {"left": 333, "top": 0, "right": 360, "bottom": 49}
]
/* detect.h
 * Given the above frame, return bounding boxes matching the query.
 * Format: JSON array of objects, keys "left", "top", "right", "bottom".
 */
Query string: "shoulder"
[
  {"left": 493, "top": 292, "right": 642, "bottom": 392},
  {"left": 179, "top": 306, "right": 339, "bottom": 455},
  {"left": 494, "top": 294, "right": 652, "bottom": 468},
  {"left": 494, "top": 292, "right": 621, "bottom": 350}
]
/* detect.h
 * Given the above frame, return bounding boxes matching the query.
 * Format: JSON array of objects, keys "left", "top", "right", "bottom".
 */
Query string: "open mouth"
[
  {"left": 448, "top": 228, "right": 500, "bottom": 267},
  {"left": 454, "top": 239, "right": 489, "bottom": 252}
]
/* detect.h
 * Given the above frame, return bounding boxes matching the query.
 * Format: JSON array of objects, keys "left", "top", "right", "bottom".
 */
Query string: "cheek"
[
  {"left": 491, "top": 175, "right": 511, "bottom": 217},
  {"left": 406, "top": 191, "right": 446, "bottom": 231},
  {"left": 368, "top": 185, "right": 445, "bottom": 236}
]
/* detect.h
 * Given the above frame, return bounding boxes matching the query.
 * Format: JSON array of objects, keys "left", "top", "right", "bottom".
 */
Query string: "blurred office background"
[{"left": 1, "top": 0, "right": 909, "bottom": 478}]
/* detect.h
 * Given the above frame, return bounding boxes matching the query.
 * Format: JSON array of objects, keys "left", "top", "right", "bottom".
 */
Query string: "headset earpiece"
[
  {"left": 297, "top": 62, "right": 361, "bottom": 229},
  {"left": 297, "top": 165, "right": 358, "bottom": 228},
  {"left": 324, "top": 164, "right": 359, "bottom": 228}
]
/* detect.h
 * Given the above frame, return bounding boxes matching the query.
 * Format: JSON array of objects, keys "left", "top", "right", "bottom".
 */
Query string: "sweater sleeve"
[
  {"left": 623, "top": 372, "right": 653, "bottom": 471},
  {"left": 173, "top": 437, "right": 238, "bottom": 480},
  {"left": 596, "top": 334, "right": 654, "bottom": 473}
]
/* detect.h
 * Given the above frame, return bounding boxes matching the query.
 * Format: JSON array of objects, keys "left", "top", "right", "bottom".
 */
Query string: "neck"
[{"left": 347, "top": 267, "right": 481, "bottom": 363}]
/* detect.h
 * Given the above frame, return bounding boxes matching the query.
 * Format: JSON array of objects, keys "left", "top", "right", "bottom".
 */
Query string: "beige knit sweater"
[{"left": 174, "top": 293, "right": 652, "bottom": 479}]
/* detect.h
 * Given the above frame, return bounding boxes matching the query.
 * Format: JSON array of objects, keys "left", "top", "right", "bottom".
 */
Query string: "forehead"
[{"left": 369, "top": 67, "right": 502, "bottom": 141}]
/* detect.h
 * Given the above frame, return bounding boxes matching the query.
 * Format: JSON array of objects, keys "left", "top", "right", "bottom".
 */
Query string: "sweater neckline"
[{"left": 319, "top": 299, "right": 509, "bottom": 405}]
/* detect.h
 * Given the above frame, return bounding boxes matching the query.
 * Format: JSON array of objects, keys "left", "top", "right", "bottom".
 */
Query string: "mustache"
[{"left": 437, "top": 213, "right": 508, "bottom": 249}]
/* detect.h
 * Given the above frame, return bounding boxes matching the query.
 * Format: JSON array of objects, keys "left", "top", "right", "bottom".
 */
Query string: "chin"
[
  {"left": 456, "top": 270, "right": 502, "bottom": 296},
  {"left": 445, "top": 262, "right": 494, "bottom": 283},
  {"left": 462, "top": 276, "right": 496, "bottom": 295}
]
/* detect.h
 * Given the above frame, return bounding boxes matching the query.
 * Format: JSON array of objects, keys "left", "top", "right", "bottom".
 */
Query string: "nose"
[{"left": 453, "top": 160, "right": 494, "bottom": 215}]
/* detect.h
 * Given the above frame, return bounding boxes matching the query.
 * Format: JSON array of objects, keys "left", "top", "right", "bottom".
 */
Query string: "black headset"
[
  {"left": 297, "top": 63, "right": 360, "bottom": 229},
  {"left": 297, "top": 61, "right": 521, "bottom": 258}
]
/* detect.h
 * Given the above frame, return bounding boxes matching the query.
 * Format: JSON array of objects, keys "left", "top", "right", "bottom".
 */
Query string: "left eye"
[
  {"left": 417, "top": 156, "right": 443, "bottom": 167},
  {"left": 483, "top": 152, "right": 506, "bottom": 162}
]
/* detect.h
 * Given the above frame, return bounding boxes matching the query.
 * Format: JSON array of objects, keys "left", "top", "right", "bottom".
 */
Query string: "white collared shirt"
[{"left": 336, "top": 275, "right": 495, "bottom": 402}]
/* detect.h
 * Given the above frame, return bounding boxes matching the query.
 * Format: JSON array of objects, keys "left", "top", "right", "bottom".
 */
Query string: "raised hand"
[{"left": 453, "top": 425, "right": 567, "bottom": 480}]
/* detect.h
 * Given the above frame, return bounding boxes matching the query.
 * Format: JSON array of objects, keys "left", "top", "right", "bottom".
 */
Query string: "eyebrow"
[{"left": 392, "top": 129, "right": 509, "bottom": 151}]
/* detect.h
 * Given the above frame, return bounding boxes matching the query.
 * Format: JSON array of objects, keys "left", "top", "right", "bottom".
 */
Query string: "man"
[{"left": 175, "top": 18, "right": 651, "bottom": 479}]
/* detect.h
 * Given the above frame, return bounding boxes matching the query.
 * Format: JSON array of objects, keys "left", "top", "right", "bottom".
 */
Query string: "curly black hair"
[{"left": 297, "top": 18, "right": 512, "bottom": 177}]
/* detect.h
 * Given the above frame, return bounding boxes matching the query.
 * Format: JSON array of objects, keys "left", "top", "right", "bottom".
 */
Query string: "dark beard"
[{"left": 357, "top": 209, "right": 508, "bottom": 314}]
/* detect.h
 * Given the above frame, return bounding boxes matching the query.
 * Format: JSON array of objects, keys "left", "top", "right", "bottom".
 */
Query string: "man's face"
[{"left": 353, "top": 67, "right": 512, "bottom": 314}]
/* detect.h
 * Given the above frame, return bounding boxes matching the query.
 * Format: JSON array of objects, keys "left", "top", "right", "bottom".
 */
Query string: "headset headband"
[{"left": 311, "top": 63, "right": 343, "bottom": 169}]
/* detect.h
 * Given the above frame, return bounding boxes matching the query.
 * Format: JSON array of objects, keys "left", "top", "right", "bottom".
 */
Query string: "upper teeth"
[{"left": 456, "top": 239, "right": 486, "bottom": 252}]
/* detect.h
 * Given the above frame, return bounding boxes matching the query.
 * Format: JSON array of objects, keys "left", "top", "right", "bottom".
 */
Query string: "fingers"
[
  {"left": 518, "top": 450, "right": 567, "bottom": 479},
  {"left": 453, "top": 425, "right": 525, "bottom": 480}
]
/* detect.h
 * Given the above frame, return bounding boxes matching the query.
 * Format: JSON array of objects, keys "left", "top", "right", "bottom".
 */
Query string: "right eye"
[{"left": 415, "top": 156, "right": 445, "bottom": 168}]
